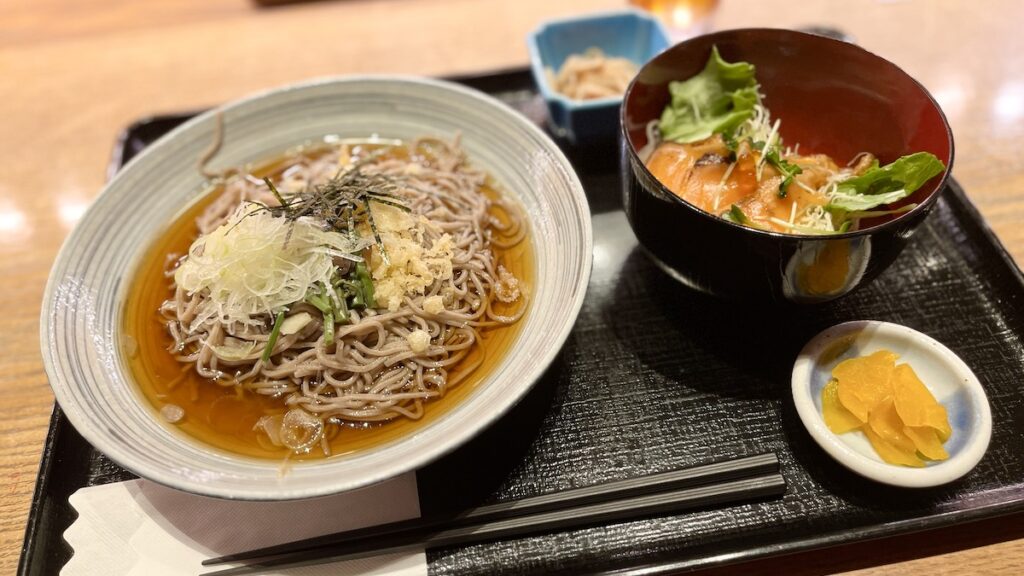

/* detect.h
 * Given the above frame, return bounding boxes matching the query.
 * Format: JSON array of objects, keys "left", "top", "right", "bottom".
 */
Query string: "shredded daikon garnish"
[
  {"left": 755, "top": 118, "right": 782, "bottom": 180},
  {"left": 735, "top": 103, "right": 773, "bottom": 144},
  {"left": 713, "top": 161, "right": 736, "bottom": 212},
  {"left": 796, "top": 204, "right": 835, "bottom": 232}
]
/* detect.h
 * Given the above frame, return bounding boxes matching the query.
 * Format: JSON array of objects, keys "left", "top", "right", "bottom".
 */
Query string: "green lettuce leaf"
[
  {"left": 827, "top": 152, "right": 945, "bottom": 212},
  {"left": 658, "top": 46, "right": 760, "bottom": 144}
]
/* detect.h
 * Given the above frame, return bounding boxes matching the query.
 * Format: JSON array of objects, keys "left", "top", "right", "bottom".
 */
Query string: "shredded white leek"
[{"left": 175, "top": 204, "right": 369, "bottom": 331}]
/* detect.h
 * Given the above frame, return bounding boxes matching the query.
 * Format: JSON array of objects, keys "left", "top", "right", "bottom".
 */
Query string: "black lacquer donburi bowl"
[{"left": 621, "top": 29, "right": 954, "bottom": 303}]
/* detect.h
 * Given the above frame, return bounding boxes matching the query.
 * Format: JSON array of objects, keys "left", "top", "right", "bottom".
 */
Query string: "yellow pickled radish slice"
[
  {"left": 867, "top": 397, "right": 917, "bottom": 454},
  {"left": 823, "top": 348, "right": 953, "bottom": 468},
  {"left": 822, "top": 379, "right": 862, "bottom": 434},
  {"left": 834, "top": 350, "right": 898, "bottom": 422},
  {"left": 892, "top": 363, "right": 952, "bottom": 442},
  {"left": 864, "top": 426, "right": 925, "bottom": 468},
  {"left": 903, "top": 425, "right": 950, "bottom": 461}
]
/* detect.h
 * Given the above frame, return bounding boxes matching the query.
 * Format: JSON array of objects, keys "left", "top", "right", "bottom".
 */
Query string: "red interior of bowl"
[{"left": 624, "top": 29, "right": 953, "bottom": 211}]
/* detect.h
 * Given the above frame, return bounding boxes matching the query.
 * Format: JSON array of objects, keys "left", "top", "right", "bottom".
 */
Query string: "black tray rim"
[{"left": 19, "top": 67, "right": 1024, "bottom": 576}]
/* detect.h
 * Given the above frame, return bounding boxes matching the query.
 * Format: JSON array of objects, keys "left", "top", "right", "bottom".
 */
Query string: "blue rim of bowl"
[
  {"left": 528, "top": 8, "right": 671, "bottom": 110},
  {"left": 620, "top": 27, "right": 956, "bottom": 241}
]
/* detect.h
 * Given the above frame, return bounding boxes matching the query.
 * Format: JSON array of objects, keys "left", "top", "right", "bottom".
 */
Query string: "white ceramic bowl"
[
  {"left": 42, "top": 76, "right": 592, "bottom": 500},
  {"left": 792, "top": 321, "right": 992, "bottom": 487}
]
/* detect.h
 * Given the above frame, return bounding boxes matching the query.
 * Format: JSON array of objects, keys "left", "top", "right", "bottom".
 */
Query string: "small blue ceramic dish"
[
  {"left": 792, "top": 321, "right": 992, "bottom": 487},
  {"left": 528, "top": 9, "right": 670, "bottom": 143}
]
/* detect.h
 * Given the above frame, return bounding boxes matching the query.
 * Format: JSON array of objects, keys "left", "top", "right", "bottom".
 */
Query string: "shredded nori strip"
[{"left": 254, "top": 159, "right": 413, "bottom": 264}]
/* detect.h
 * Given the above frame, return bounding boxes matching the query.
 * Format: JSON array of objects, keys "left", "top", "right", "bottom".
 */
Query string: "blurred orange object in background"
[{"left": 629, "top": 0, "right": 719, "bottom": 38}]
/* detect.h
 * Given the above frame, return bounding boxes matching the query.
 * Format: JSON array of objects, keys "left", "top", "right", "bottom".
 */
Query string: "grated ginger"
[
  {"left": 406, "top": 329, "right": 431, "bottom": 354},
  {"left": 422, "top": 295, "right": 445, "bottom": 315},
  {"left": 368, "top": 204, "right": 455, "bottom": 311}
]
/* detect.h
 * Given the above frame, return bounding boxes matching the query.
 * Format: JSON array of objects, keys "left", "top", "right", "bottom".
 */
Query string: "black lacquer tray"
[{"left": 20, "top": 69, "right": 1024, "bottom": 576}]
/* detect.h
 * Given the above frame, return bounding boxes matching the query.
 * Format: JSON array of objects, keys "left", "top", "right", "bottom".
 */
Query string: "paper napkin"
[{"left": 62, "top": 473, "right": 425, "bottom": 576}]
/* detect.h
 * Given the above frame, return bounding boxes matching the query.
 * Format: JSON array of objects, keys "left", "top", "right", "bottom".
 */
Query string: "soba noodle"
[{"left": 155, "top": 137, "right": 528, "bottom": 456}]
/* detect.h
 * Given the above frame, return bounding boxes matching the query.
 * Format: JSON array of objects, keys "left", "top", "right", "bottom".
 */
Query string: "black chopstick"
[
  {"left": 200, "top": 454, "right": 783, "bottom": 575},
  {"left": 203, "top": 453, "right": 779, "bottom": 568},
  {"left": 201, "top": 472, "right": 785, "bottom": 575}
]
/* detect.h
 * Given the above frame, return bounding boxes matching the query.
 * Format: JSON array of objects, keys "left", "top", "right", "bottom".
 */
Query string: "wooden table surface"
[{"left": 2, "top": 0, "right": 1023, "bottom": 574}]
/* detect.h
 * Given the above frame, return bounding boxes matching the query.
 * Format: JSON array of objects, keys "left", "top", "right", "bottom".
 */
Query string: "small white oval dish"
[{"left": 792, "top": 320, "right": 992, "bottom": 488}]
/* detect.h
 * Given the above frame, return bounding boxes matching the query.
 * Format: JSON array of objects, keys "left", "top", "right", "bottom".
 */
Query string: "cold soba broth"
[{"left": 123, "top": 141, "right": 532, "bottom": 460}]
